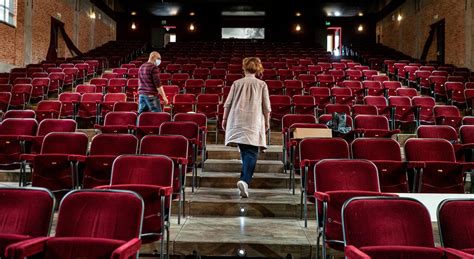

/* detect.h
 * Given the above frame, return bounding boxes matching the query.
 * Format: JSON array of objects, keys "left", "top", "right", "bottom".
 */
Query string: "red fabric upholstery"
[
  {"left": 82, "top": 134, "right": 138, "bottom": 188},
  {"left": 352, "top": 138, "right": 408, "bottom": 192},
  {"left": 136, "top": 112, "right": 171, "bottom": 138},
  {"left": 160, "top": 121, "right": 199, "bottom": 166},
  {"left": 32, "top": 119, "right": 76, "bottom": 154},
  {"left": 438, "top": 199, "right": 474, "bottom": 250},
  {"left": 0, "top": 119, "right": 37, "bottom": 170},
  {"left": 99, "top": 112, "right": 137, "bottom": 134},
  {"left": 0, "top": 188, "right": 54, "bottom": 256},
  {"left": 343, "top": 198, "right": 440, "bottom": 259},
  {"left": 44, "top": 237, "right": 126, "bottom": 258}
]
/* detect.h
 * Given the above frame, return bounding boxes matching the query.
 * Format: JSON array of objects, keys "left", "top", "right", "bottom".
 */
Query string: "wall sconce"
[
  {"left": 397, "top": 14, "right": 402, "bottom": 21},
  {"left": 357, "top": 25, "right": 364, "bottom": 32},
  {"left": 295, "top": 12, "right": 301, "bottom": 17},
  {"left": 295, "top": 24, "right": 301, "bottom": 32},
  {"left": 189, "top": 23, "right": 195, "bottom": 31},
  {"left": 131, "top": 11, "right": 137, "bottom": 16},
  {"left": 89, "top": 12, "right": 96, "bottom": 19},
  {"left": 131, "top": 22, "right": 136, "bottom": 30},
  {"left": 190, "top": 11, "right": 195, "bottom": 16}
]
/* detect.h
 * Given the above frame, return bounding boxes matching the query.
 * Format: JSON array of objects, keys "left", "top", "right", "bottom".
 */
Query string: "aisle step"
[{"left": 204, "top": 159, "right": 284, "bottom": 173}]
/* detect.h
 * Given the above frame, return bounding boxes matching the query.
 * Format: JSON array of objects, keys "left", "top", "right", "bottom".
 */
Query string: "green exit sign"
[
  {"left": 161, "top": 20, "right": 167, "bottom": 25},
  {"left": 325, "top": 21, "right": 331, "bottom": 26}
]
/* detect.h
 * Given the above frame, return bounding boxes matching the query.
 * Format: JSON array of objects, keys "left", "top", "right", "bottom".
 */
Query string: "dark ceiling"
[{"left": 113, "top": 0, "right": 394, "bottom": 17}]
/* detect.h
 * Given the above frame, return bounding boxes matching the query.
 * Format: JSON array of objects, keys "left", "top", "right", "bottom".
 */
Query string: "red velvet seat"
[
  {"left": 270, "top": 95, "right": 292, "bottom": 122},
  {"left": 31, "top": 77, "right": 50, "bottom": 101},
  {"left": 59, "top": 92, "right": 81, "bottom": 119},
  {"left": 429, "top": 75, "right": 447, "bottom": 100},
  {"left": 352, "top": 105, "right": 378, "bottom": 117},
  {"left": 0, "top": 92, "right": 10, "bottom": 113},
  {"left": 100, "top": 93, "right": 127, "bottom": 118},
  {"left": 30, "top": 119, "right": 76, "bottom": 154},
  {"left": 10, "top": 84, "right": 32, "bottom": 109},
  {"left": 417, "top": 125, "right": 464, "bottom": 161},
  {"left": 113, "top": 102, "right": 138, "bottom": 112},
  {"left": 0, "top": 187, "right": 54, "bottom": 257},
  {"left": 6, "top": 189, "right": 144, "bottom": 259},
  {"left": 75, "top": 84, "right": 96, "bottom": 94},
  {"left": 174, "top": 113, "right": 207, "bottom": 165},
  {"left": 434, "top": 105, "right": 462, "bottom": 129},
  {"left": 309, "top": 87, "right": 331, "bottom": 114},
  {"left": 342, "top": 197, "right": 467, "bottom": 259},
  {"left": 3, "top": 109, "right": 36, "bottom": 119},
  {"left": 28, "top": 132, "right": 88, "bottom": 196},
  {"left": 135, "top": 112, "right": 171, "bottom": 139},
  {"left": 172, "top": 94, "right": 195, "bottom": 114},
  {"left": 352, "top": 138, "right": 408, "bottom": 192},
  {"left": 35, "top": 100, "right": 61, "bottom": 122},
  {"left": 185, "top": 79, "right": 205, "bottom": 95},
  {"left": 445, "top": 82, "right": 466, "bottom": 108},
  {"left": 405, "top": 138, "right": 466, "bottom": 193},
  {"left": 363, "top": 81, "right": 384, "bottom": 96},
  {"left": 97, "top": 155, "right": 173, "bottom": 254},
  {"left": 293, "top": 95, "right": 316, "bottom": 115},
  {"left": 77, "top": 93, "right": 103, "bottom": 125},
  {"left": 299, "top": 138, "right": 350, "bottom": 227},
  {"left": 284, "top": 79, "right": 304, "bottom": 96},
  {"left": 90, "top": 78, "right": 108, "bottom": 93},
  {"left": 160, "top": 121, "right": 199, "bottom": 192},
  {"left": 314, "top": 159, "right": 389, "bottom": 258},
  {"left": 82, "top": 134, "right": 138, "bottom": 189},
  {"left": 0, "top": 118, "right": 37, "bottom": 170},
  {"left": 266, "top": 80, "right": 284, "bottom": 95},
  {"left": 171, "top": 73, "right": 190, "bottom": 90},
  {"left": 354, "top": 115, "right": 399, "bottom": 138},
  {"left": 96, "top": 111, "right": 137, "bottom": 134},
  {"left": 438, "top": 199, "right": 474, "bottom": 255},
  {"left": 204, "top": 79, "right": 224, "bottom": 94},
  {"left": 388, "top": 96, "right": 416, "bottom": 129},
  {"left": 140, "top": 135, "right": 189, "bottom": 224},
  {"left": 342, "top": 81, "right": 364, "bottom": 103}
]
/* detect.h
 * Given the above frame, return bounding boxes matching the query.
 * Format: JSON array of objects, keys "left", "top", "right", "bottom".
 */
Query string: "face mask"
[{"left": 155, "top": 59, "right": 161, "bottom": 66}]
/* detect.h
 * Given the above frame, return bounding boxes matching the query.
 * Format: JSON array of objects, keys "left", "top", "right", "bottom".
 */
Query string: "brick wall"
[
  {"left": 377, "top": 0, "right": 467, "bottom": 67},
  {"left": 0, "top": 0, "right": 116, "bottom": 71}
]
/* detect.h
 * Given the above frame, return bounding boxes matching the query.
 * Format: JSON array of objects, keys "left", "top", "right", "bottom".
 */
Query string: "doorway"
[{"left": 327, "top": 27, "right": 342, "bottom": 56}]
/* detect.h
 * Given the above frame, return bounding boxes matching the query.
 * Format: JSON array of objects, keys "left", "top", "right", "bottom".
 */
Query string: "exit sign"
[{"left": 325, "top": 21, "right": 331, "bottom": 26}]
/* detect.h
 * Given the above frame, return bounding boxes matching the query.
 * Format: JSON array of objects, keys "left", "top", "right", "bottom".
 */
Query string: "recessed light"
[
  {"left": 131, "top": 11, "right": 137, "bottom": 16},
  {"left": 295, "top": 24, "right": 301, "bottom": 31},
  {"left": 131, "top": 22, "right": 136, "bottom": 30},
  {"left": 295, "top": 12, "right": 301, "bottom": 17},
  {"left": 358, "top": 12, "right": 364, "bottom": 16},
  {"left": 190, "top": 11, "right": 195, "bottom": 16},
  {"left": 189, "top": 23, "right": 195, "bottom": 31},
  {"left": 358, "top": 25, "right": 364, "bottom": 31},
  {"left": 334, "top": 11, "right": 341, "bottom": 16},
  {"left": 237, "top": 249, "right": 247, "bottom": 257}
]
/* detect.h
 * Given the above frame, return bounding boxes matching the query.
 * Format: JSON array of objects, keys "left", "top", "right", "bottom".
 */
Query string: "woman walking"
[{"left": 222, "top": 57, "right": 271, "bottom": 198}]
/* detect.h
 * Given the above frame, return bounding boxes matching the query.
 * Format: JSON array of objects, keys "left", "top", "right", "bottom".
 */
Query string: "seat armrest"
[
  {"left": 5, "top": 237, "right": 51, "bottom": 258},
  {"left": 344, "top": 245, "right": 371, "bottom": 259},
  {"left": 93, "top": 185, "right": 111, "bottom": 190},
  {"left": 93, "top": 124, "right": 102, "bottom": 130},
  {"left": 111, "top": 238, "right": 142, "bottom": 259},
  {"left": 460, "top": 162, "right": 474, "bottom": 171},
  {"left": 407, "top": 161, "right": 426, "bottom": 169},
  {"left": 442, "top": 247, "right": 474, "bottom": 259},
  {"left": 18, "top": 135, "right": 34, "bottom": 141},
  {"left": 159, "top": 186, "right": 173, "bottom": 196},
  {"left": 314, "top": 192, "right": 330, "bottom": 202}
]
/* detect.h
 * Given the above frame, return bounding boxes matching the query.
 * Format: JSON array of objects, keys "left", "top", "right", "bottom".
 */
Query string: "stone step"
[
  {"left": 206, "top": 144, "right": 283, "bottom": 160},
  {"left": 194, "top": 172, "right": 298, "bottom": 189},
  {"left": 207, "top": 131, "right": 283, "bottom": 145},
  {"left": 187, "top": 188, "right": 312, "bottom": 218},
  {"left": 204, "top": 159, "right": 284, "bottom": 173},
  {"left": 171, "top": 216, "right": 316, "bottom": 258}
]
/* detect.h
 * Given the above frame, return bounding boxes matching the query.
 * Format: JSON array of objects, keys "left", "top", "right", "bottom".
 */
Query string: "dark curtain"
[{"left": 46, "top": 17, "right": 83, "bottom": 60}]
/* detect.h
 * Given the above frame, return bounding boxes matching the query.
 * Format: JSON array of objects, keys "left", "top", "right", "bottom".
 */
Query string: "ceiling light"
[
  {"left": 327, "top": 12, "right": 332, "bottom": 16},
  {"left": 295, "top": 24, "right": 301, "bottom": 32},
  {"left": 189, "top": 23, "right": 195, "bottom": 31},
  {"left": 131, "top": 11, "right": 137, "bottom": 16},
  {"left": 295, "top": 12, "right": 301, "bottom": 17},
  {"left": 334, "top": 11, "right": 341, "bottom": 16},
  {"left": 131, "top": 22, "right": 136, "bottom": 30},
  {"left": 190, "top": 11, "right": 195, "bottom": 16},
  {"left": 358, "top": 25, "right": 364, "bottom": 32},
  {"left": 397, "top": 14, "right": 402, "bottom": 21},
  {"left": 358, "top": 12, "right": 364, "bottom": 16}
]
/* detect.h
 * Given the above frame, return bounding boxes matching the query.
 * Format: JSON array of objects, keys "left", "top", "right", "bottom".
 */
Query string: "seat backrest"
[
  {"left": 90, "top": 134, "right": 138, "bottom": 156},
  {"left": 59, "top": 92, "right": 81, "bottom": 102},
  {"left": 299, "top": 138, "right": 349, "bottom": 162},
  {"left": 140, "top": 135, "right": 188, "bottom": 159},
  {"left": 416, "top": 125, "right": 458, "bottom": 142},
  {"left": 159, "top": 121, "right": 199, "bottom": 140},
  {"left": 412, "top": 96, "right": 435, "bottom": 107},
  {"left": 76, "top": 84, "right": 96, "bottom": 94},
  {"left": 270, "top": 95, "right": 291, "bottom": 104},
  {"left": 37, "top": 119, "right": 76, "bottom": 136},
  {"left": 438, "top": 199, "right": 474, "bottom": 249},
  {"left": 388, "top": 96, "right": 412, "bottom": 106},
  {"left": 37, "top": 100, "right": 61, "bottom": 111},
  {"left": 352, "top": 138, "right": 401, "bottom": 161},
  {"left": 460, "top": 125, "right": 474, "bottom": 144},
  {"left": 434, "top": 105, "right": 461, "bottom": 117},
  {"left": 0, "top": 187, "right": 55, "bottom": 237},
  {"left": 282, "top": 114, "right": 317, "bottom": 129},
  {"left": 41, "top": 132, "right": 88, "bottom": 155},
  {"left": 343, "top": 197, "right": 435, "bottom": 248},
  {"left": 315, "top": 159, "right": 380, "bottom": 192},
  {"left": 55, "top": 190, "right": 143, "bottom": 240},
  {"left": 197, "top": 94, "right": 219, "bottom": 103},
  {"left": 173, "top": 94, "right": 195, "bottom": 103},
  {"left": 0, "top": 118, "right": 37, "bottom": 135},
  {"left": 405, "top": 138, "right": 455, "bottom": 162},
  {"left": 104, "top": 93, "right": 127, "bottom": 102},
  {"left": 103, "top": 111, "right": 137, "bottom": 126},
  {"left": 174, "top": 113, "right": 207, "bottom": 127},
  {"left": 81, "top": 93, "right": 103, "bottom": 102},
  {"left": 364, "top": 96, "right": 387, "bottom": 106},
  {"left": 137, "top": 112, "right": 171, "bottom": 126},
  {"left": 111, "top": 154, "right": 174, "bottom": 187},
  {"left": 3, "top": 110, "right": 36, "bottom": 119},
  {"left": 355, "top": 115, "right": 389, "bottom": 130}
]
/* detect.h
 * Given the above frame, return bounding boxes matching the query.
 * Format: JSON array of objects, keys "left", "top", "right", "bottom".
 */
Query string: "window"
[
  {"left": 221, "top": 28, "right": 265, "bottom": 39},
  {"left": 0, "top": 0, "right": 15, "bottom": 26}
]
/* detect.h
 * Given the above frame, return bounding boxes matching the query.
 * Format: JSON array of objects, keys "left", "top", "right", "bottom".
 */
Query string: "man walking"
[{"left": 138, "top": 51, "right": 169, "bottom": 113}]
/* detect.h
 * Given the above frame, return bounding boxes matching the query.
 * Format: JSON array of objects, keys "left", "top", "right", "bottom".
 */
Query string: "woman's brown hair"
[{"left": 242, "top": 57, "right": 264, "bottom": 74}]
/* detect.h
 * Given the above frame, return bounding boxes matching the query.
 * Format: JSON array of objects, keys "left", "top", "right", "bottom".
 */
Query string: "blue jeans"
[
  {"left": 238, "top": 144, "right": 259, "bottom": 186},
  {"left": 138, "top": 95, "right": 162, "bottom": 114}
]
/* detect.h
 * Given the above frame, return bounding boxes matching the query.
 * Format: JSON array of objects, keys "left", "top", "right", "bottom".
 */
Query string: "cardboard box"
[{"left": 292, "top": 128, "right": 332, "bottom": 139}]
